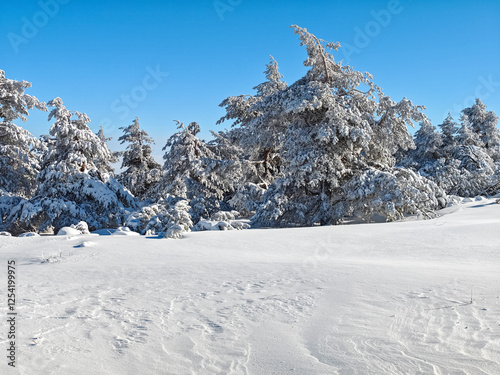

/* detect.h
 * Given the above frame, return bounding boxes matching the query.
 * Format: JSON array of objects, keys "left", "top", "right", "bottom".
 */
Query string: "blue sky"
[{"left": 1, "top": 0, "right": 499, "bottom": 159}]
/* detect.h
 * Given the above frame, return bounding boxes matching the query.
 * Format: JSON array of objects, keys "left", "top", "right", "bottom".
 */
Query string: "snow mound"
[
  {"left": 74, "top": 241, "right": 97, "bottom": 248},
  {"left": 72, "top": 221, "right": 90, "bottom": 234},
  {"left": 57, "top": 221, "right": 90, "bottom": 236},
  {"left": 0, "top": 231, "right": 12, "bottom": 236},
  {"left": 57, "top": 227, "right": 83, "bottom": 236},
  {"left": 18, "top": 232, "right": 39, "bottom": 237},
  {"left": 111, "top": 227, "right": 140, "bottom": 236}
]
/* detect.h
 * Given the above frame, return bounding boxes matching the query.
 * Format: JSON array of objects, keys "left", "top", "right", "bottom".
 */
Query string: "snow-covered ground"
[{"left": 1, "top": 198, "right": 499, "bottom": 375}]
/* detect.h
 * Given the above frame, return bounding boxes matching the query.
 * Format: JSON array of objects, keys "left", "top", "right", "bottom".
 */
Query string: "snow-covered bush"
[
  {"left": 125, "top": 196, "right": 193, "bottom": 237},
  {"left": 343, "top": 167, "right": 447, "bottom": 222},
  {"left": 210, "top": 210, "right": 240, "bottom": 221},
  {"left": 72, "top": 221, "right": 90, "bottom": 234},
  {"left": 57, "top": 221, "right": 90, "bottom": 236},
  {"left": 193, "top": 210, "right": 250, "bottom": 231}
]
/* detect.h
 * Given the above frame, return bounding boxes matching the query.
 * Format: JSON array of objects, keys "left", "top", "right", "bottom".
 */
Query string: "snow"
[
  {"left": 91, "top": 228, "right": 117, "bottom": 236},
  {"left": 1, "top": 199, "right": 499, "bottom": 374},
  {"left": 17, "top": 232, "right": 39, "bottom": 237},
  {"left": 56, "top": 227, "right": 83, "bottom": 237},
  {"left": 111, "top": 226, "right": 140, "bottom": 236}
]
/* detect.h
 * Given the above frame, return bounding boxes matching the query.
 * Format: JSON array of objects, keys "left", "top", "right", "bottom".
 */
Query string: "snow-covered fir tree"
[
  {"left": 117, "top": 117, "right": 161, "bottom": 200},
  {"left": 9, "top": 98, "right": 136, "bottom": 234},
  {"left": 409, "top": 121, "right": 443, "bottom": 167},
  {"left": 438, "top": 113, "right": 458, "bottom": 152},
  {"left": 218, "top": 56, "right": 288, "bottom": 189},
  {"left": 413, "top": 110, "right": 499, "bottom": 198},
  {"left": 450, "top": 114, "right": 496, "bottom": 196},
  {"left": 249, "top": 26, "right": 445, "bottom": 226},
  {"left": 0, "top": 70, "right": 47, "bottom": 198},
  {"left": 153, "top": 121, "right": 241, "bottom": 223},
  {"left": 461, "top": 98, "right": 500, "bottom": 161},
  {"left": 96, "top": 125, "right": 120, "bottom": 175}
]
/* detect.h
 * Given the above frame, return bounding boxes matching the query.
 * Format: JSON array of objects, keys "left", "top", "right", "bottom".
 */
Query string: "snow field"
[{"left": 0, "top": 199, "right": 499, "bottom": 374}]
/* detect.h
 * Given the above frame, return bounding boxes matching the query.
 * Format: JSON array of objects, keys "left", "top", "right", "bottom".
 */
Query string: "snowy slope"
[{"left": 1, "top": 198, "right": 499, "bottom": 375}]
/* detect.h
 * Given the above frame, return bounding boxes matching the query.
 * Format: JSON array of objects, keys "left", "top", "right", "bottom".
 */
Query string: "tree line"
[{"left": 1, "top": 25, "right": 499, "bottom": 236}]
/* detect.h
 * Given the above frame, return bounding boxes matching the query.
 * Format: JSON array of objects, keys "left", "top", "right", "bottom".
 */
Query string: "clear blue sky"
[{"left": 1, "top": 0, "right": 499, "bottom": 160}]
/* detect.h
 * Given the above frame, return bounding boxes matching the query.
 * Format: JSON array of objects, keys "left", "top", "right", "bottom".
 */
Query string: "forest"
[{"left": 1, "top": 26, "right": 499, "bottom": 236}]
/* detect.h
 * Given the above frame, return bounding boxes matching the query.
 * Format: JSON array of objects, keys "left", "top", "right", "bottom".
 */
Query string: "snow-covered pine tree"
[
  {"left": 461, "top": 98, "right": 500, "bottom": 161},
  {"left": 449, "top": 114, "right": 496, "bottom": 196},
  {"left": 409, "top": 121, "right": 443, "bottom": 168},
  {"left": 438, "top": 113, "right": 458, "bottom": 152},
  {"left": 96, "top": 125, "right": 120, "bottom": 175},
  {"left": 153, "top": 120, "right": 241, "bottom": 223},
  {"left": 9, "top": 98, "right": 136, "bottom": 234},
  {"left": 0, "top": 70, "right": 47, "bottom": 198},
  {"left": 251, "top": 26, "right": 445, "bottom": 226},
  {"left": 117, "top": 117, "right": 161, "bottom": 200},
  {"left": 218, "top": 56, "right": 288, "bottom": 189},
  {"left": 154, "top": 121, "right": 208, "bottom": 199}
]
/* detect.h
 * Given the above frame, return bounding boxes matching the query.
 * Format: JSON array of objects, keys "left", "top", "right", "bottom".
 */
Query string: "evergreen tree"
[
  {"left": 0, "top": 70, "right": 47, "bottom": 198},
  {"left": 457, "top": 115, "right": 495, "bottom": 185},
  {"left": 461, "top": 98, "right": 500, "bottom": 161},
  {"left": 251, "top": 26, "right": 444, "bottom": 226},
  {"left": 154, "top": 121, "right": 241, "bottom": 223},
  {"left": 10, "top": 98, "right": 136, "bottom": 233},
  {"left": 96, "top": 125, "right": 120, "bottom": 175},
  {"left": 117, "top": 117, "right": 161, "bottom": 200},
  {"left": 438, "top": 113, "right": 458, "bottom": 151},
  {"left": 410, "top": 121, "right": 443, "bottom": 167},
  {"left": 218, "top": 56, "right": 288, "bottom": 189}
]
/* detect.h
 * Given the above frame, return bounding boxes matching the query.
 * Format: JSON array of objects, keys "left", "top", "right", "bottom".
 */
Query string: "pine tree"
[
  {"left": 10, "top": 98, "right": 136, "bottom": 233},
  {"left": 96, "top": 125, "right": 120, "bottom": 175},
  {"left": 117, "top": 117, "right": 161, "bottom": 200},
  {"left": 409, "top": 121, "right": 443, "bottom": 169},
  {"left": 251, "top": 26, "right": 443, "bottom": 226},
  {"left": 461, "top": 98, "right": 500, "bottom": 161},
  {"left": 0, "top": 70, "right": 47, "bottom": 198},
  {"left": 450, "top": 115, "right": 496, "bottom": 196},
  {"left": 438, "top": 113, "right": 458, "bottom": 151},
  {"left": 154, "top": 121, "right": 240, "bottom": 223},
  {"left": 218, "top": 56, "right": 288, "bottom": 189}
]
